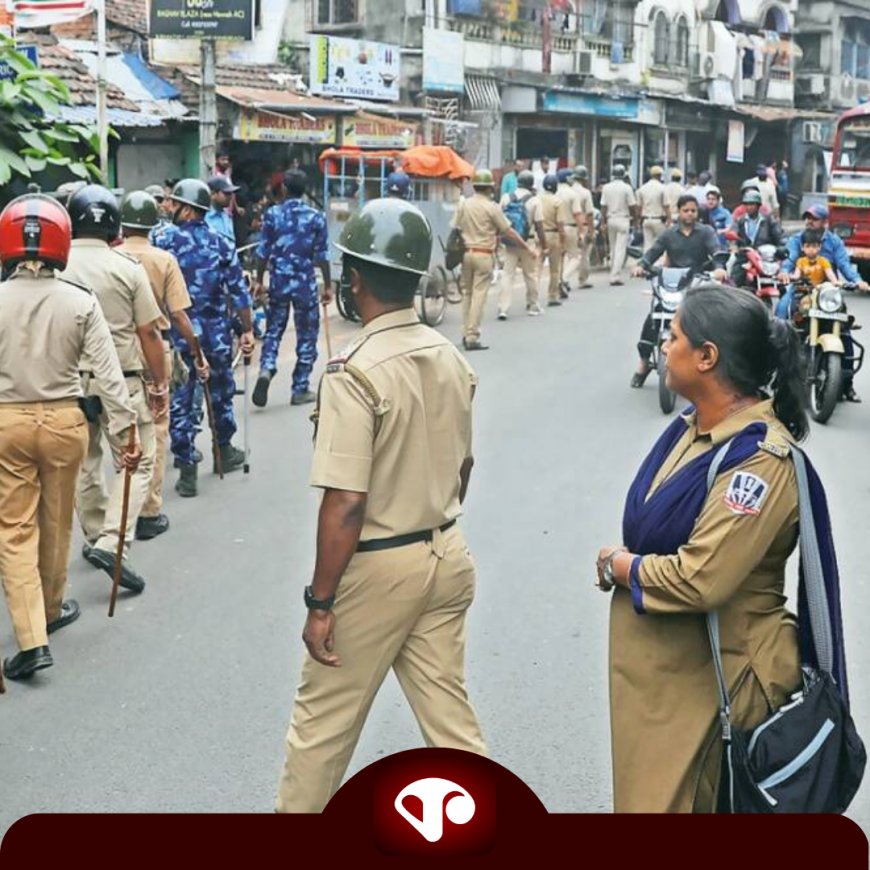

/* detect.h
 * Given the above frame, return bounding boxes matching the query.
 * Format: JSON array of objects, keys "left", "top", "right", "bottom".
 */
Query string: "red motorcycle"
[{"left": 725, "top": 232, "right": 786, "bottom": 311}]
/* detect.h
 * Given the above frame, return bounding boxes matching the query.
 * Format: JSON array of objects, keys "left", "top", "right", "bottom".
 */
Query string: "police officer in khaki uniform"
[
  {"left": 556, "top": 168, "right": 582, "bottom": 296},
  {"left": 118, "top": 190, "right": 208, "bottom": 541},
  {"left": 637, "top": 166, "right": 668, "bottom": 250},
  {"left": 600, "top": 164, "right": 638, "bottom": 285},
  {"left": 0, "top": 194, "right": 138, "bottom": 682},
  {"left": 497, "top": 169, "right": 546, "bottom": 318},
  {"left": 665, "top": 168, "right": 686, "bottom": 223},
  {"left": 540, "top": 173, "right": 569, "bottom": 306},
  {"left": 276, "top": 198, "right": 487, "bottom": 812},
  {"left": 60, "top": 185, "right": 168, "bottom": 594},
  {"left": 454, "top": 169, "right": 534, "bottom": 350},
  {"left": 571, "top": 166, "right": 596, "bottom": 288}
]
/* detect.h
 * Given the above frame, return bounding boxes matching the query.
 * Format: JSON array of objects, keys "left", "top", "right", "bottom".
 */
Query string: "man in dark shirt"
[{"left": 630, "top": 195, "right": 723, "bottom": 387}]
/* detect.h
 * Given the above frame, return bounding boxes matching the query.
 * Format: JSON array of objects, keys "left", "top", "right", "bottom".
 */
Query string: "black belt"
[
  {"left": 565, "top": 222, "right": 577, "bottom": 227},
  {"left": 79, "top": 370, "right": 142, "bottom": 378},
  {"left": 357, "top": 519, "right": 456, "bottom": 552}
]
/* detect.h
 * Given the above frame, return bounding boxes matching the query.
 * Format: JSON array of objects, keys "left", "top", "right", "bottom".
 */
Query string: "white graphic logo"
[
  {"left": 394, "top": 778, "right": 476, "bottom": 843},
  {"left": 723, "top": 471, "right": 769, "bottom": 516},
  {"left": 90, "top": 206, "right": 106, "bottom": 224}
]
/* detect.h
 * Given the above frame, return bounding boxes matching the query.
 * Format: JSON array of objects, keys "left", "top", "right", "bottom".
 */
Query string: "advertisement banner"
[
  {"left": 422, "top": 27, "right": 464, "bottom": 94},
  {"left": 309, "top": 34, "right": 400, "bottom": 102},
  {"left": 234, "top": 109, "right": 336, "bottom": 144},
  {"left": 149, "top": 0, "right": 255, "bottom": 40},
  {"left": 9, "top": 0, "right": 93, "bottom": 29},
  {"left": 727, "top": 120, "right": 745, "bottom": 163},
  {"left": 342, "top": 114, "right": 416, "bottom": 149}
]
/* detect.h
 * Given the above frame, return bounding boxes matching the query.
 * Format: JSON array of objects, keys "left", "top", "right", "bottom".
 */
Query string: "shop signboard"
[
  {"left": 726, "top": 120, "right": 745, "bottom": 163},
  {"left": 309, "top": 35, "right": 400, "bottom": 103},
  {"left": 149, "top": 0, "right": 255, "bottom": 40},
  {"left": 342, "top": 114, "right": 416, "bottom": 149},
  {"left": 0, "top": 44, "right": 38, "bottom": 80},
  {"left": 422, "top": 26, "right": 464, "bottom": 94},
  {"left": 234, "top": 109, "right": 336, "bottom": 145},
  {"left": 543, "top": 92, "right": 639, "bottom": 119}
]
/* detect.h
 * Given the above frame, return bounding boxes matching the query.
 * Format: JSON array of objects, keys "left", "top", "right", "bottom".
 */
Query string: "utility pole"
[
  {"left": 199, "top": 37, "right": 217, "bottom": 178},
  {"left": 96, "top": 0, "right": 108, "bottom": 182}
]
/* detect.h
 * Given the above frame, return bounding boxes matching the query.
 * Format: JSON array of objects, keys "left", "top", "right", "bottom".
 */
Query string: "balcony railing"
[
  {"left": 583, "top": 33, "right": 634, "bottom": 63},
  {"left": 446, "top": 15, "right": 578, "bottom": 52}
]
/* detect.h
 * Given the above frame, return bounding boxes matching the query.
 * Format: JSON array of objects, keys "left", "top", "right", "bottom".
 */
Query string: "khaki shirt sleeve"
[
  {"left": 556, "top": 198, "right": 571, "bottom": 224},
  {"left": 309, "top": 370, "right": 375, "bottom": 492},
  {"left": 130, "top": 262, "right": 163, "bottom": 327},
  {"left": 162, "top": 257, "right": 192, "bottom": 314},
  {"left": 626, "top": 186, "right": 637, "bottom": 208},
  {"left": 488, "top": 200, "right": 511, "bottom": 234},
  {"left": 634, "top": 451, "right": 798, "bottom": 614},
  {"left": 81, "top": 298, "right": 136, "bottom": 435},
  {"left": 530, "top": 197, "right": 544, "bottom": 223}
]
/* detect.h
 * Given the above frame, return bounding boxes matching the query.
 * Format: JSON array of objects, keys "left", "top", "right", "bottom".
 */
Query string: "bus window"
[{"left": 837, "top": 121, "right": 870, "bottom": 169}]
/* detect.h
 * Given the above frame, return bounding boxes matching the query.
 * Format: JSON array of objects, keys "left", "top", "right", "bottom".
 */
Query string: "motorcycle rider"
[
  {"left": 729, "top": 189, "right": 785, "bottom": 288},
  {"left": 630, "top": 194, "right": 722, "bottom": 387},
  {"left": 777, "top": 204, "right": 869, "bottom": 402}
]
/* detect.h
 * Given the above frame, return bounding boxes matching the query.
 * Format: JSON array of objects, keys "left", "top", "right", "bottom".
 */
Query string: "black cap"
[{"left": 207, "top": 175, "right": 239, "bottom": 194}]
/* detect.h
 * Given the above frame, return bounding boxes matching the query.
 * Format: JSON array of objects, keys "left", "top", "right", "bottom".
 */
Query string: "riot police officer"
[
  {"left": 0, "top": 193, "right": 137, "bottom": 681},
  {"left": 154, "top": 179, "right": 253, "bottom": 496},
  {"left": 61, "top": 184, "right": 167, "bottom": 594}
]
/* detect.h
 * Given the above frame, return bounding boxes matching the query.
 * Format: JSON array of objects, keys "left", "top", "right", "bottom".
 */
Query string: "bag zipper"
[{"left": 747, "top": 693, "right": 806, "bottom": 755}]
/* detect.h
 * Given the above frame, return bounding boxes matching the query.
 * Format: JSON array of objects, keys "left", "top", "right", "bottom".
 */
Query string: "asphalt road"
[{"left": 1, "top": 268, "right": 868, "bottom": 833}]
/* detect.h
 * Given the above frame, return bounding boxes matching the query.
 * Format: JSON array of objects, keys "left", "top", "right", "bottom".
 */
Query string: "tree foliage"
[{"left": 0, "top": 35, "right": 101, "bottom": 187}]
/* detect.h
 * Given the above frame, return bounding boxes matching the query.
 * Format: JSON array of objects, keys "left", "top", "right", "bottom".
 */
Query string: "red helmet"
[{"left": 0, "top": 194, "right": 72, "bottom": 271}]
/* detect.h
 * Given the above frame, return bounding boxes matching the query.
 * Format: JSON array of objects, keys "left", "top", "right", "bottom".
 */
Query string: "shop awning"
[
  {"left": 217, "top": 86, "right": 355, "bottom": 114},
  {"left": 732, "top": 105, "right": 834, "bottom": 123},
  {"left": 58, "top": 105, "right": 165, "bottom": 127},
  {"left": 344, "top": 99, "right": 430, "bottom": 119},
  {"left": 465, "top": 75, "right": 501, "bottom": 112}
]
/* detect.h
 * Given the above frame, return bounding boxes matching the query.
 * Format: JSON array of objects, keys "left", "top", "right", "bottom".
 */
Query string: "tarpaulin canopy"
[{"left": 319, "top": 145, "right": 473, "bottom": 180}]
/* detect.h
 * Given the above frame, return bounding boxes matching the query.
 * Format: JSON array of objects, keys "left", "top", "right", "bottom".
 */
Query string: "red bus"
[{"left": 828, "top": 103, "right": 870, "bottom": 278}]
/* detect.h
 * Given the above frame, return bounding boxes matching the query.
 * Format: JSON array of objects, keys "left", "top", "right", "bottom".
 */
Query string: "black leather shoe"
[
  {"left": 47, "top": 600, "right": 80, "bottom": 635},
  {"left": 83, "top": 547, "right": 146, "bottom": 594},
  {"left": 843, "top": 385, "right": 862, "bottom": 403},
  {"left": 136, "top": 514, "right": 170, "bottom": 540},
  {"left": 252, "top": 371, "right": 273, "bottom": 407},
  {"left": 290, "top": 390, "right": 316, "bottom": 406},
  {"left": 3, "top": 646, "right": 53, "bottom": 681}
]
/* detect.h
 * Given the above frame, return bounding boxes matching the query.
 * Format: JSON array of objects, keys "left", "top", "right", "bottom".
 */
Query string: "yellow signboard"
[
  {"left": 235, "top": 109, "right": 336, "bottom": 144},
  {"left": 342, "top": 114, "right": 416, "bottom": 149}
]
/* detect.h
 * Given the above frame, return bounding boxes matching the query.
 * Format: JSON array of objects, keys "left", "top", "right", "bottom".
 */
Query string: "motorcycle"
[
  {"left": 724, "top": 231, "right": 786, "bottom": 312},
  {"left": 790, "top": 278, "right": 865, "bottom": 423}
]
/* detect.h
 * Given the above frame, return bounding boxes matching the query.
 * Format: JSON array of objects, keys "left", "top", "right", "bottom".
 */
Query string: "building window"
[
  {"left": 714, "top": 0, "right": 739, "bottom": 25},
  {"left": 652, "top": 10, "right": 669, "bottom": 65},
  {"left": 797, "top": 34, "right": 821, "bottom": 70},
  {"left": 316, "top": 0, "right": 358, "bottom": 25},
  {"left": 859, "top": 45, "right": 870, "bottom": 81},
  {"left": 675, "top": 15, "right": 689, "bottom": 67},
  {"left": 842, "top": 40, "right": 857, "bottom": 76},
  {"left": 604, "top": 0, "right": 637, "bottom": 46},
  {"left": 762, "top": 4, "right": 789, "bottom": 34}
]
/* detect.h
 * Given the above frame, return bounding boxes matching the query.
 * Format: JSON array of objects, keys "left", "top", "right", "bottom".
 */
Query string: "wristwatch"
[
  {"left": 599, "top": 549, "right": 625, "bottom": 591},
  {"left": 304, "top": 585, "right": 335, "bottom": 611}
]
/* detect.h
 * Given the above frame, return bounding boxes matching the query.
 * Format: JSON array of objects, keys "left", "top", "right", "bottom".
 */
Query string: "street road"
[{"left": 1, "top": 269, "right": 868, "bottom": 833}]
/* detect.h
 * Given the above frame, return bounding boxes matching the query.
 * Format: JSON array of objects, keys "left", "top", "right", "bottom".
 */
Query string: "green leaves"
[{"left": 0, "top": 34, "right": 100, "bottom": 187}]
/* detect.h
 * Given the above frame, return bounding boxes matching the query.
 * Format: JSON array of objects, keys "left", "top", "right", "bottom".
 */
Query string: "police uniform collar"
[
  {"left": 71, "top": 238, "right": 110, "bottom": 248},
  {"left": 362, "top": 307, "right": 419, "bottom": 335},
  {"left": 121, "top": 236, "right": 149, "bottom": 249},
  {"left": 682, "top": 398, "right": 776, "bottom": 443}
]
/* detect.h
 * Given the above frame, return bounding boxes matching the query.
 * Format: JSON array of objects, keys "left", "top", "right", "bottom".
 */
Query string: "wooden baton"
[
  {"left": 322, "top": 299, "right": 333, "bottom": 360},
  {"left": 192, "top": 336, "right": 222, "bottom": 480},
  {"left": 109, "top": 424, "right": 137, "bottom": 618}
]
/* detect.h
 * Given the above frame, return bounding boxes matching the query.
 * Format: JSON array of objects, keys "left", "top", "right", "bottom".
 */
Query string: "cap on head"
[
  {"left": 67, "top": 184, "right": 121, "bottom": 241},
  {"left": 542, "top": 173, "right": 559, "bottom": 193},
  {"left": 335, "top": 197, "right": 432, "bottom": 277},
  {"left": 803, "top": 204, "right": 829, "bottom": 220},
  {"left": 0, "top": 193, "right": 72, "bottom": 270},
  {"left": 170, "top": 178, "right": 212, "bottom": 212},
  {"left": 207, "top": 175, "right": 240, "bottom": 194},
  {"left": 573, "top": 165, "right": 589, "bottom": 180},
  {"left": 650, "top": 165, "right": 664, "bottom": 177},
  {"left": 120, "top": 191, "right": 160, "bottom": 230},
  {"left": 612, "top": 164, "right": 627, "bottom": 179},
  {"left": 557, "top": 168, "right": 574, "bottom": 183},
  {"left": 756, "top": 163, "right": 769, "bottom": 177},
  {"left": 517, "top": 170, "right": 535, "bottom": 189},
  {"left": 670, "top": 168, "right": 683, "bottom": 180},
  {"left": 472, "top": 169, "right": 495, "bottom": 189},
  {"left": 698, "top": 170, "right": 712, "bottom": 184}
]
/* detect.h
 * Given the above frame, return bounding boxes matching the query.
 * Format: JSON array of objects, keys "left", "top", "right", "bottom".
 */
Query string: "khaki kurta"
[{"left": 610, "top": 400, "right": 801, "bottom": 813}]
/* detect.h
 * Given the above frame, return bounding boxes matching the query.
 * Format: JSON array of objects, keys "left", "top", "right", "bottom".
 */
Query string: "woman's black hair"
[{"left": 679, "top": 283, "right": 809, "bottom": 441}]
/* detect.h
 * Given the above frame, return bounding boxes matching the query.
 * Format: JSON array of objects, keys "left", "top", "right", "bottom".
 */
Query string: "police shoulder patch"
[
  {"left": 327, "top": 333, "right": 369, "bottom": 368},
  {"left": 723, "top": 470, "right": 770, "bottom": 517},
  {"left": 57, "top": 276, "right": 93, "bottom": 294}
]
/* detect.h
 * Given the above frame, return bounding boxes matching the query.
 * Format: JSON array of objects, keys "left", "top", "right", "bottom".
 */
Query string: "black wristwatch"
[{"left": 304, "top": 585, "right": 335, "bottom": 611}]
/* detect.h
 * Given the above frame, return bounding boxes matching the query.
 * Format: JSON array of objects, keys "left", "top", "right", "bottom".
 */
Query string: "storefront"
[{"left": 664, "top": 101, "right": 718, "bottom": 181}]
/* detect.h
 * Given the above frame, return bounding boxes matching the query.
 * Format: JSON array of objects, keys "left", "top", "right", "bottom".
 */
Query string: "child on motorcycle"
[{"left": 790, "top": 231, "right": 840, "bottom": 289}]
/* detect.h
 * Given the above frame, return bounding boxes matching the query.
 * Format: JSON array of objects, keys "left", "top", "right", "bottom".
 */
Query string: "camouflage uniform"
[
  {"left": 256, "top": 199, "right": 329, "bottom": 396},
  {"left": 154, "top": 219, "right": 251, "bottom": 466}
]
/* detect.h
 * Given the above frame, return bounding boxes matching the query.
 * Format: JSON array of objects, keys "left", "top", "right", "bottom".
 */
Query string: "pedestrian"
[
  {"left": 571, "top": 165, "right": 595, "bottom": 288},
  {"left": 117, "top": 190, "right": 210, "bottom": 539},
  {"left": 453, "top": 170, "right": 534, "bottom": 350},
  {"left": 595, "top": 283, "right": 829, "bottom": 812},
  {"left": 205, "top": 176, "right": 239, "bottom": 244},
  {"left": 664, "top": 168, "right": 686, "bottom": 223},
  {"left": 556, "top": 167, "right": 582, "bottom": 295},
  {"left": 253, "top": 170, "right": 332, "bottom": 408},
  {"left": 685, "top": 170, "right": 713, "bottom": 207},
  {"left": 386, "top": 170, "right": 411, "bottom": 200},
  {"left": 532, "top": 156, "right": 551, "bottom": 192},
  {"left": 275, "top": 197, "right": 487, "bottom": 812},
  {"left": 600, "top": 164, "right": 637, "bottom": 286},
  {"left": 704, "top": 187, "right": 732, "bottom": 247},
  {"left": 497, "top": 169, "right": 546, "bottom": 318},
  {"left": 154, "top": 179, "right": 254, "bottom": 497},
  {"left": 500, "top": 157, "right": 524, "bottom": 198},
  {"left": 637, "top": 166, "right": 668, "bottom": 250},
  {"left": 539, "top": 173, "right": 569, "bottom": 307},
  {"left": 60, "top": 185, "right": 168, "bottom": 595},
  {"left": 0, "top": 193, "right": 139, "bottom": 682}
]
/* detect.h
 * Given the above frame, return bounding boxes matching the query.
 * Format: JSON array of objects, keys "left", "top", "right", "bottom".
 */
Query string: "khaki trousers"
[
  {"left": 276, "top": 524, "right": 487, "bottom": 813},
  {"left": 460, "top": 251, "right": 495, "bottom": 341},
  {"left": 141, "top": 344, "right": 172, "bottom": 519},
  {"left": 77, "top": 374, "right": 156, "bottom": 558},
  {"left": 561, "top": 230, "right": 580, "bottom": 290},
  {"left": 643, "top": 218, "right": 666, "bottom": 251},
  {"left": 0, "top": 401, "right": 88, "bottom": 652},
  {"left": 608, "top": 217, "right": 631, "bottom": 281},
  {"left": 545, "top": 232, "right": 564, "bottom": 301},
  {"left": 497, "top": 243, "right": 539, "bottom": 313}
]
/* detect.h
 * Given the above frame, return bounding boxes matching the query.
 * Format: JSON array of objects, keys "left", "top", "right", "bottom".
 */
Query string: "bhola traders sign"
[
  {"left": 234, "top": 109, "right": 336, "bottom": 145},
  {"left": 309, "top": 35, "right": 400, "bottom": 103},
  {"left": 342, "top": 114, "right": 416, "bottom": 149}
]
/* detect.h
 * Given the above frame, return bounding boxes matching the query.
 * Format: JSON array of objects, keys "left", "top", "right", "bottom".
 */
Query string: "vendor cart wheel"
[{"left": 417, "top": 269, "right": 447, "bottom": 327}]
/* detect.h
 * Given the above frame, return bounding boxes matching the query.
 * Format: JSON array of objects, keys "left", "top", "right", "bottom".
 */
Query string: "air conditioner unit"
[
  {"left": 699, "top": 51, "right": 716, "bottom": 80},
  {"left": 574, "top": 49, "right": 593, "bottom": 75},
  {"left": 807, "top": 74, "right": 826, "bottom": 95},
  {"left": 803, "top": 121, "right": 822, "bottom": 144}
]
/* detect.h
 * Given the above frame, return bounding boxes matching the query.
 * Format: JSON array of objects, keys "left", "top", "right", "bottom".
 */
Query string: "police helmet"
[
  {"left": 120, "top": 190, "right": 160, "bottom": 230},
  {"left": 557, "top": 168, "right": 574, "bottom": 184},
  {"left": 542, "top": 174, "right": 559, "bottom": 193},
  {"left": 169, "top": 178, "right": 211, "bottom": 212},
  {"left": 0, "top": 193, "right": 72, "bottom": 271},
  {"left": 335, "top": 197, "right": 432, "bottom": 277},
  {"left": 573, "top": 165, "right": 589, "bottom": 180},
  {"left": 67, "top": 184, "right": 121, "bottom": 241},
  {"left": 517, "top": 170, "right": 535, "bottom": 190},
  {"left": 471, "top": 170, "right": 495, "bottom": 189},
  {"left": 144, "top": 184, "right": 166, "bottom": 202},
  {"left": 612, "top": 164, "right": 627, "bottom": 179},
  {"left": 386, "top": 171, "right": 411, "bottom": 199}
]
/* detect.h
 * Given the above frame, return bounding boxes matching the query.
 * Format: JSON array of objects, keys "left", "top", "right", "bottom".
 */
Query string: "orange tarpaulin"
[{"left": 319, "top": 145, "right": 473, "bottom": 181}]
